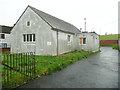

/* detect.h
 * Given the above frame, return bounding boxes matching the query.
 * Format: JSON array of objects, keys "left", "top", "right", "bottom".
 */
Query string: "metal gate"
[{"left": 1, "top": 52, "right": 36, "bottom": 89}]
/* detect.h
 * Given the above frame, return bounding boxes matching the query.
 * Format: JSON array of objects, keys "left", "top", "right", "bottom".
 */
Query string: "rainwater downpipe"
[{"left": 57, "top": 30, "right": 58, "bottom": 56}]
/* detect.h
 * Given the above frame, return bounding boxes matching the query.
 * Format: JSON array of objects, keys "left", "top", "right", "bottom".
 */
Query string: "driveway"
[{"left": 21, "top": 47, "right": 119, "bottom": 88}]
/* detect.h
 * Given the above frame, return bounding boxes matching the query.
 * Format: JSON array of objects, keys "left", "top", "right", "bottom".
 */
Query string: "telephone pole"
[{"left": 84, "top": 18, "right": 86, "bottom": 31}]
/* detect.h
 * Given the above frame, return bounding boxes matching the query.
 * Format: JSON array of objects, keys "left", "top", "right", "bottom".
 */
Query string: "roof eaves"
[
  {"left": 51, "top": 28, "right": 75, "bottom": 34},
  {"left": 28, "top": 5, "right": 81, "bottom": 34}
]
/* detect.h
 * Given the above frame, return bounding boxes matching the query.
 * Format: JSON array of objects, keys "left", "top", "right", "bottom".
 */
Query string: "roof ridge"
[{"left": 29, "top": 5, "right": 76, "bottom": 27}]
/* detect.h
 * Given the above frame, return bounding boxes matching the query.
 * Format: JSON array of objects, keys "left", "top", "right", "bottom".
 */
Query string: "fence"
[{"left": 1, "top": 52, "right": 36, "bottom": 89}]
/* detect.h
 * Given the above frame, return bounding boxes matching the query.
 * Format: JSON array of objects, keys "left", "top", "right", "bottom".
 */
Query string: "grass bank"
[
  {"left": 2, "top": 50, "right": 99, "bottom": 88},
  {"left": 100, "top": 44, "right": 119, "bottom": 50},
  {"left": 35, "top": 50, "right": 98, "bottom": 76}
]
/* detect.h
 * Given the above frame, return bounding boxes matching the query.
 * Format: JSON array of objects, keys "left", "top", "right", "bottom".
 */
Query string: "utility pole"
[{"left": 84, "top": 18, "right": 86, "bottom": 31}]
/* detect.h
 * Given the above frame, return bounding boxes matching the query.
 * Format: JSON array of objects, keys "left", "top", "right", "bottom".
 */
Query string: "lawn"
[
  {"left": 100, "top": 34, "right": 119, "bottom": 40},
  {"left": 100, "top": 44, "right": 119, "bottom": 50},
  {"left": 1, "top": 50, "right": 99, "bottom": 88}
]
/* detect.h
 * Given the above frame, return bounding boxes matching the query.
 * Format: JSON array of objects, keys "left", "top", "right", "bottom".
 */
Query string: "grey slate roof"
[
  {"left": 0, "top": 25, "right": 12, "bottom": 34},
  {"left": 29, "top": 5, "right": 81, "bottom": 34}
]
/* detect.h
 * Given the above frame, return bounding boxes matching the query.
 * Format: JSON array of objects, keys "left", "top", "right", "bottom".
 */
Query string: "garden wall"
[
  {"left": 0, "top": 48, "right": 10, "bottom": 52},
  {"left": 100, "top": 40, "right": 118, "bottom": 45}
]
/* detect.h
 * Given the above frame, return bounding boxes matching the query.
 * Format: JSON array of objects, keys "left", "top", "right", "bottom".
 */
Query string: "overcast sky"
[{"left": 0, "top": 0, "right": 119, "bottom": 35}]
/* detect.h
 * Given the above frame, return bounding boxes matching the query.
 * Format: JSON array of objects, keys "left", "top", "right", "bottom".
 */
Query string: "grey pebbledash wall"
[
  {"left": 11, "top": 7, "right": 76, "bottom": 56},
  {"left": 77, "top": 33, "right": 100, "bottom": 52}
]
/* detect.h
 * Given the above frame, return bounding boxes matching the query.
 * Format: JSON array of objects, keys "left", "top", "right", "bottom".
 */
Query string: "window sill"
[
  {"left": 23, "top": 42, "right": 36, "bottom": 44},
  {"left": 79, "top": 44, "right": 86, "bottom": 45}
]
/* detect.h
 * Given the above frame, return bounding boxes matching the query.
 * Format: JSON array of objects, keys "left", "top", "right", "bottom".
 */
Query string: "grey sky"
[{"left": 0, "top": 0, "right": 119, "bottom": 35}]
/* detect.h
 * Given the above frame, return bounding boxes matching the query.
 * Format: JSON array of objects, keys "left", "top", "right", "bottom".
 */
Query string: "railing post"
[
  {"left": 33, "top": 52, "right": 36, "bottom": 78},
  {"left": 2, "top": 52, "right": 36, "bottom": 88}
]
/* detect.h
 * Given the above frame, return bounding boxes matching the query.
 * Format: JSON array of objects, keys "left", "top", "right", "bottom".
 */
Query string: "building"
[
  {"left": 11, "top": 5, "right": 81, "bottom": 56},
  {"left": 0, "top": 25, "right": 12, "bottom": 49},
  {"left": 11, "top": 5, "right": 99, "bottom": 55},
  {"left": 77, "top": 32, "right": 100, "bottom": 52}
]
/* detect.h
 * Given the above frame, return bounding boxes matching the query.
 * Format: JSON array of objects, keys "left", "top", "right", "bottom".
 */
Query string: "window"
[
  {"left": 30, "top": 34, "right": 32, "bottom": 41},
  {"left": 1, "top": 43, "right": 7, "bottom": 48},
  {"left": 67, "top": 35, "right": 71, "bottom": 42},
  {"left": 23, "top": 34, "right": 26, "bottom": 42},
  {"left": 83, "top": 38, "right": 86, "bottom": 44},
  {"left": 27, "top": 34, "right": 29, "bottom": 41},
  {"left": 80, "top": 38, "right": 83, "bottom": 44},
  {"left": 33, "top": 34, "right": 35, "bottom": 41},
  {"left": 0, "top": 34, "right": 5, "bottom": 39},
  {"left": 23, "top": 34, "right": 35, "bottom": 42},
  {"left": 80, "top": 38, "right": 86, "bottom": 45},
  {"left": 27, "top": 21, "right": 30, "bottom": 26}
]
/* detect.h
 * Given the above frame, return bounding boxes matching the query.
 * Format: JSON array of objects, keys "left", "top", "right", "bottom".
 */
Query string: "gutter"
[{"left": 51, "top": 28, "right": 75, "bottom": 35}]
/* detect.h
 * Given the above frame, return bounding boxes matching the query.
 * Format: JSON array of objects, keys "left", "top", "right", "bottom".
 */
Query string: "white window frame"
[{"left": 23, "top": 34, "right": 35, "bottom": 43}]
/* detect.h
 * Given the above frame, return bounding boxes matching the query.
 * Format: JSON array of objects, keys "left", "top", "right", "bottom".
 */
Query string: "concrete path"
[{"left": 21, "top": 47, "right": 119, "bottom": 88}]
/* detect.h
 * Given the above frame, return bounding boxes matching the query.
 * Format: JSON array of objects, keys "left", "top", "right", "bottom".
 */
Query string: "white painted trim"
[{"left": 22, "top": 33, "right": 36, "bottom": 43}]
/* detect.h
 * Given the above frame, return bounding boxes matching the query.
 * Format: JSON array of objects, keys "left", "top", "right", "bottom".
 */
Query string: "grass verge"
[{"left": 35, "top": 50, "right": 98, "bottom": 76}]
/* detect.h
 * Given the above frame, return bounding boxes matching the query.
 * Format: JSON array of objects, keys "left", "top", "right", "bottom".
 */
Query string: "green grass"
[
  {"left": 35, "top": 50, "right": 97, "bottom": 75},
  {"left": 112, "top": 44, "right": 119, "bottom": 50},
  {"left": 1, "top": 50, "right": 99, "bottom": 88},
  {"left": 100, "top": 34, "right": 119, "bottom": 40},
  {"left": 101, "top": 44, "right": 119, "bottom": 50}
]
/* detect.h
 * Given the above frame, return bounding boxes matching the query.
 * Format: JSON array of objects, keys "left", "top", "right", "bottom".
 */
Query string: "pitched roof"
[
  {"left": 29, "top": 5, "right": 81, "bottom": 34},
  {"left": 0, "top": 25, "right": 12, "bottom": 34}
]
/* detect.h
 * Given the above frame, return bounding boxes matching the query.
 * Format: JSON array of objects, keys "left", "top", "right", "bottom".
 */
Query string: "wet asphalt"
[{"left": 21, "top": 47, "right": 119, "bottom": 88}]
